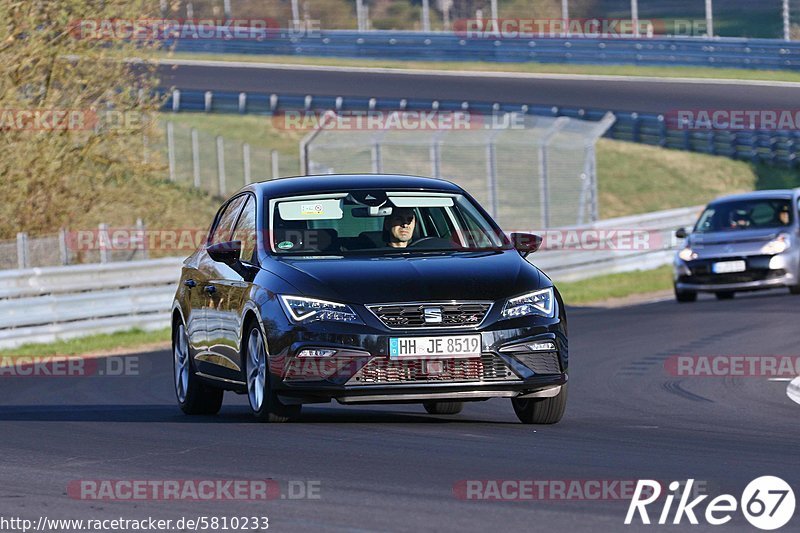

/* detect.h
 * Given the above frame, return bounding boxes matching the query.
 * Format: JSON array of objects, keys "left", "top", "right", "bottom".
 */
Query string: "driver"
[{"left": 384, "top": 207, "right": 416, "bottom": 248}]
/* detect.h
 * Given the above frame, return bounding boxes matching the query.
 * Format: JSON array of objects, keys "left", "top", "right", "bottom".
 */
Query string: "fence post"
[
  {"left": 58, "top": 228, "right": 70, "bottom": 265},
  {"left": 171, "top": 89, "right": 181, "bottom": 112},
  {"left": 271, "top": 150, "right": 280, "bottom": 179},
  {"left": 783, "top": 0, "right": 791, "bottom": 41},
  {"left": 243, "top": 143, "right": 252, "bottom": 185},
  {"left": 167, "top": 121, "right": 176, "bottom": 182},
  {"left": 561, "top": 0, "right": 569, "bottom": 37},
  {"left": 216, "top": 136, "right": 227, "bottom": 196},
  {"left": 136, "top": 218, "right": 148, "bottom": 260},
  {"left": 705, "top": 0, "right": 714, "bottom": 38},
  {"left": 223, "top": 0, "right": 232, "bottom": 19},
  {"left": 631, "top": 0, "right": 640, "bottom": 38},
  {"left": 98, "top": 223, "right": 109, "bottom": 264},
  {"left": 16, "top": 232, "right": 28, "bottom": 270},
  {"left": 371, "top": 142, "right": 383, "bottom": 173},
  {"left": 421, "top": 0, "right": 431, "bottom": 32},
  {"left": 191, "top": 127, "right": 201, "bottom": 189},
  {"left": 485, "top": 138, "right": 499, "bottom": 219},
  {"left": 430, "top": 140, "right": 441, "bottom": 177}
]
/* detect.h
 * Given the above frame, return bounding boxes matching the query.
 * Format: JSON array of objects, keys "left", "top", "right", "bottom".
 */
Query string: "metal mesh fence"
[
  {"left": 163, "top": 121, "right": 298, "bottom": 197},
  {"left": 302, "top": 112, "right": 615, "bottom": 230}
]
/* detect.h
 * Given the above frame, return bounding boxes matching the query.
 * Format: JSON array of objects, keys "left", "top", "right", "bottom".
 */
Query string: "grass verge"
[
  {"left": 556, "top": 265, "right": 673, "bottom": 306},
  {"left": 0, "top": 328, "right": 171, "bottom": 358},
  {"left": 155, "top": 52, "right": 800, "bottom": 84}
]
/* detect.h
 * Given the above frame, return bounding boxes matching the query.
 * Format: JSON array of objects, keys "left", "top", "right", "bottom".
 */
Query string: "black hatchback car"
[{"left": 171, "top": 175, "right": 568, "bottom": 424}]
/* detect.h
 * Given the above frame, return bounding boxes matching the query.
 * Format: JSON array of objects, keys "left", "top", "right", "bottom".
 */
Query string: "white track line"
[
  {"left": 787, "top": 376, "right": 800, "bottom": 406},
  {"left": 151, "top": 57, "right": 800, "bottom": 89}
]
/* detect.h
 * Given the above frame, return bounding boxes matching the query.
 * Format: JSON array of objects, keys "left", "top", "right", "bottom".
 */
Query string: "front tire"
[
  {"left": 245, "top": 325, "right": 301, "bottom": 423},
  {"left": 789, "top": 284, "right": 800, "bottom": 295},
  {"left": 511, "top": 385, "right": 567, "bottom": 424},
  {"left": 173, "top": 322, "right": 223, "bottom": 415},
  {"left": 674, "top": 286, "right": 697, "bottom": 303},
  {"left": 423, "top": 401, "right": 464, "bottom": 415}
]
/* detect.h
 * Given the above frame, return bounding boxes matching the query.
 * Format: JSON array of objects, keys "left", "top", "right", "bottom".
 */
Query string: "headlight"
[
  {"left": 678, "top": 247, "right": 696, "bottom": 261},
  {"left": 501, "top": 287, "right": 555, "bottom": 319},
  {"left": 761, "top": 233, "right": 791, "bottom": 255},
  {"left": 279, "top": 295, "right": 361, "bottom": 324}
]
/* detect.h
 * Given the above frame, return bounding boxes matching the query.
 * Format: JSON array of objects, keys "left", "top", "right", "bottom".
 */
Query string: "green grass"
[
  {"left": 557, "top": 265, "right": 673, "bottom": 306},
  {"left": 0, "top": 328, "right": 171, "bottom": 358},
  {"left": 155, "top": 51, "right": 800, "bottom": 84}
]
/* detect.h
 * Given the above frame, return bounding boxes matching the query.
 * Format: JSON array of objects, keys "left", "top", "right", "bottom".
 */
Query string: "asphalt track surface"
[
  {"left": 157, "top": 61, "right": 800, "bottom": 114},
  {"left": 1, "top": 290, "right": 798, "bottom": 532}
]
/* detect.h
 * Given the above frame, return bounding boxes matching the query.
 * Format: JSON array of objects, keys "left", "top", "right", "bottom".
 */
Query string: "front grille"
[
  {"left": 367, "top": 302, "right": 491, "bottom": 329},
  {"left": 350, "top": 353, "right": 517, "bottom": 384},
  {"left": 680, "top": 269, "right": 785, "bottom": 285},
  {"left": 511, "top": 352, "right": 562, "bottom": 375}
]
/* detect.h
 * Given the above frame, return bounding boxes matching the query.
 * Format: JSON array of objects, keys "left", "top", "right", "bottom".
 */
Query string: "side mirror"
[
  {"left": 675, "top": 227, "right": 688, "bottom": 239},
  {"left": 510, "top": 232, "right": 543, "bottom": 257},
  {"left": 207, "top": 241, "right": 242, "bottom": 266}
]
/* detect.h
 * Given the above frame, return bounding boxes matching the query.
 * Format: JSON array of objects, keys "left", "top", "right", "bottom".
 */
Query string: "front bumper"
[
  {"left": 264, "top": 311, "right": 568, "bottom": 405},
  {"left": 674, "top": 253, "right": 797, "bottom": 292}
]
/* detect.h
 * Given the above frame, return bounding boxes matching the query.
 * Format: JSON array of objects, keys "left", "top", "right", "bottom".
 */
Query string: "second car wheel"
[
  {"left": 423, "top": 401, "right": 464, "bottom": 415},
  {"left": 173, "top": 321, "right": 224, "bottom": 415},
  {"left": 245, "top": 324, "right": 301, "bottom": 423}
]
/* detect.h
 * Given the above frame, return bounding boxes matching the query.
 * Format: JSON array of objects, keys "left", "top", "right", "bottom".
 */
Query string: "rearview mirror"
[
  {"left": 207, "top": 241, "right": 242, "bottom": 266},
  {"left": 510, "top": 232, "right": 543, "bottom": 257},
  {"left": 675, "top": 227, "right": 688, "bottom": 239}
]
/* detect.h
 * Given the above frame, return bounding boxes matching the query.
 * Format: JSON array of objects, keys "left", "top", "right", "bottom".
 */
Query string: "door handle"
[
  {"left": 204, "top": 285, "right": 217, "bottom": 295},
  {"left": 184, "top": 279, "right": 197, "bottom": 288}
]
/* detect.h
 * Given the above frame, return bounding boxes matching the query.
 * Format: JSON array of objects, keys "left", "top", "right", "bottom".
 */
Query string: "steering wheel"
[{"left": 408, "top": 236, "right": 438, "bottom": 248}]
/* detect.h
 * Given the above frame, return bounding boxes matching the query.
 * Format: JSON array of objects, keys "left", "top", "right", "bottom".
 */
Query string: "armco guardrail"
[
  {"left": 163, "top": 89, "right": 800, "bottom": 167},
  {"left": 0, "top": 258, "right": 182, "bottom": 349},
  {"left": 0, "top": 207, "right": 698, "bottom": 348},
  {"left": 169, "top": 31, "right": 800, "bottom": 71}
]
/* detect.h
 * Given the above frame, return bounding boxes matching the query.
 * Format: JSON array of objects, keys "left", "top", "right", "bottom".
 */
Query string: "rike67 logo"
[{"left": 625, "top": 477, "right": 795, "bottom": 530}]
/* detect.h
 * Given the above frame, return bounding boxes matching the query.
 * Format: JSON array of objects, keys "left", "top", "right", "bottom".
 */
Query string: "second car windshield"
[
  {"left": 268, "top": 190, "right": 509, "bottom": 255},
  {"left": 694, "top": 198, "right": 793, "bottom": 233}
]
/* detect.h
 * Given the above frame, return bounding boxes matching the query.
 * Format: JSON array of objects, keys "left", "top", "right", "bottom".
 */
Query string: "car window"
[
  {"left": 209, "top": 195, "right": 248, "bottom": 245},
  {"left": 694, "top": 198, "right": 793, "bottom": 233},
  {"left": 231, "top": 195, "right": 257, "bottom": 263}
]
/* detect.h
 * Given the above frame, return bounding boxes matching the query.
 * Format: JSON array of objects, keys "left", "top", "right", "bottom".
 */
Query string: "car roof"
[
  {"left": 240, "top": 174, "right": 464, "bottom": 198},
  {"left": 708, "top": 189, "right": 798, "bottom": 205}
]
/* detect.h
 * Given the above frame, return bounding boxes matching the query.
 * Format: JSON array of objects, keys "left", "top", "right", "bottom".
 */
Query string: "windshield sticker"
[
  {"left": 277, "top": 241, "right": 295, "bottom": 250},
  {"left": 278, "top": 198, "right": 344, "bottom": 220},
  {"left": 301, "top": 203, "right": 325, "bottom": 216}
]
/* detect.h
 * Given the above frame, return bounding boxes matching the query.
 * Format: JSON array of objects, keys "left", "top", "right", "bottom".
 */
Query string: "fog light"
[
  {"left": 768, "top": 255, "right": 787, "bottom": 270},
  {"left": 296, "top": 348, "right": 337, "bottom": 358}
]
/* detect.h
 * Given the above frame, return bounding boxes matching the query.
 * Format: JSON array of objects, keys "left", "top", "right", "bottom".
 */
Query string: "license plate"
[
  {"left": 712, "top": 260, "right": 746, "bottom": 274},
  {"left": 389, "top": 335, "right": 481, "bottom": 359}
]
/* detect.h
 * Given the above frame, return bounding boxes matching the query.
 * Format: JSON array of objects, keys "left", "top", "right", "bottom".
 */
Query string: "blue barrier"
[
  {"left": 162, "top": 89, "right": 800, "bottom": 168},
  {"left": 169, "top": 30, "right": 800, "bottom": 71}
]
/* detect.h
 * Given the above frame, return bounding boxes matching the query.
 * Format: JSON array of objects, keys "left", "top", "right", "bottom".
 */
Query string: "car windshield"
[
  {"left": 267, "top": 190, "right": 510, "bottom": 255},
  {"left": 694, "top": 198, "right": 793, "bottom": 233}
]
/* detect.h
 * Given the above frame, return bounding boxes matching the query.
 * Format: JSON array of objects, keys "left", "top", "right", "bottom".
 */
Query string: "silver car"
[{"left": 673, "top": 190, "right": 800, "bottom": 302}]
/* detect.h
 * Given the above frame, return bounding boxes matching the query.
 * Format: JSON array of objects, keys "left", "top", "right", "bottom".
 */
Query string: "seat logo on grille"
[{"left": 423, "top": 307, "right": 443, "bottom": 324}]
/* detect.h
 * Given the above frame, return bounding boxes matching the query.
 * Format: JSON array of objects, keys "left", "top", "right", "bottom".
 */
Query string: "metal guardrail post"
[
  {"left": 167, "top": 121, "right": 176, "bottom": 182},
  {"left": 171, "top": 89, "right": 180, "bottom": 112},
  {"left": 16, "top": 232, "right": 28, "bottom": 270},
  {"left": 216, "top": 136, "right": 227, "bottom": 196},
  {"left": 204, "top": 91, "right": 213, "bottom": 112},
  {"left": 136, "top": 219, "right": 148, "bottom": 260}
]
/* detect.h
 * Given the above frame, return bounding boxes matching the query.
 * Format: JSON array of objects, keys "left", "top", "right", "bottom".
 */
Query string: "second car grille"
[
  {"left": 366, "top": 302, "right": 491, "bottom": 329},
  {"left": 350, "top": 353, "right": 517, "bottom": 384}
]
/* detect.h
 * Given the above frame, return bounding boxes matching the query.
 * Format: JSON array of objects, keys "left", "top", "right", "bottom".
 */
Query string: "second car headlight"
[
  {"left": 761, "top": 233, "right": 791, "bottom": 255},
  {"left": 501, "top": 287, "right": 555, "bottom": 319},
  {"left": 279, "top": 295, "right": 361, "bottom": 324}
]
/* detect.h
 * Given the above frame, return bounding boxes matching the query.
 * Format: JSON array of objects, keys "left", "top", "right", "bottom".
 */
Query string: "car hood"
[
  {"left": 268, "top": 250, "right": 543, "bottom": 305},
  {"left": 689, "top": 228, "right": 785, "bottom": 246}
]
